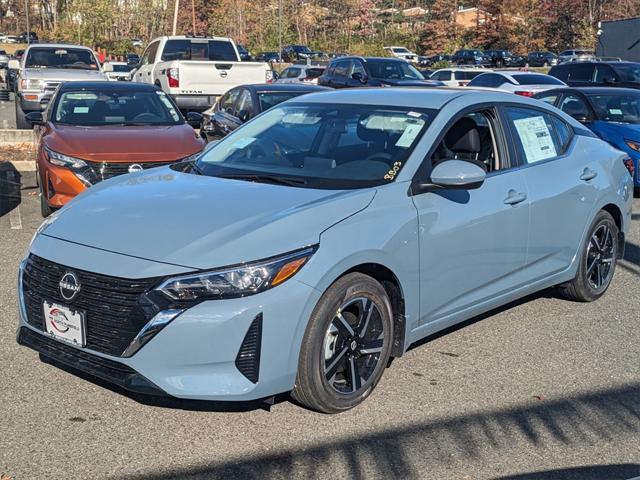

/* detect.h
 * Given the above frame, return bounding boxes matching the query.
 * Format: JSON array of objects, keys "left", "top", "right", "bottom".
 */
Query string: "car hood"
[
  {"left": 41, "top": 167, "right": 376, "bottom": 270},
  {"left": 46, "top": 124, "right": 204, "bottom": 162},
  {"left": 592, "top": 120, "right": 640, "bottom": 140},
  {"left": 378, "top": 79, "right": 444, "bottom": 87},
  {"left": 23, "top": 68, "right": 108, "bottom": 82}
]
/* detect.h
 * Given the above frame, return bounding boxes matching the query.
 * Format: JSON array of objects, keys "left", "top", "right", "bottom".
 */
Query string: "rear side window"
[
  {"left": 506, "top": 107, "right": 568, "bottom": 164},
  {"left": 566, "top": 64, "right": 594, "bottom": 81},
  {"left": 456, "top": 70, "right": 482, "bottom": 81},
  {"left": 433, "top": 70, "right": 451, "bottom": 81},
  {"left": 287, "top": 67, "right": 301, "bottom": 78},
  {"left": 512, "top": 74, "right": 564, "bottom": 85},
  {"left": 333, "top": 61, "right": 349, "bottom": 78},
  {"left": 305, "top": 68, "right": 324, "bottom": 79},
  {"left": 549, "top": 66, "right": 568, "bottom": 82}
]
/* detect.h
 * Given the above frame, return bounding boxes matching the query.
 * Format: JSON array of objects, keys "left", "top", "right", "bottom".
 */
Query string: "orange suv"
[{"left": 28, "top": 81, "right": 204, "bottom": 216}]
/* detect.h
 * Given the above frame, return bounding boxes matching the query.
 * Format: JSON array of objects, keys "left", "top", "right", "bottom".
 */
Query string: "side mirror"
[
  {"left": 102, "top": 62, "right": 113, "bottom": 72},
  {"left": 8, "top": 59, "right": 19, "bottom": 69},
  {"left": 25, "top": 111, "right": 44, "bottom": 125},
  {"left": 430, "top": 160, "right": 486, "bottom": 189},
  {"left": 570, "top": 113, "right": 589, "bottom": 124},
  {"left": 602, "top": 76, "right": 616, "bottom": 84},
  {"left": 237, "top": 109, "right": 251, "bottom": 123},
  {"left": 185, "top": 111, "right": 203, "bottom": 129},
  {"left": 352, "top": 71, "right": 367, "bottom": 83}
]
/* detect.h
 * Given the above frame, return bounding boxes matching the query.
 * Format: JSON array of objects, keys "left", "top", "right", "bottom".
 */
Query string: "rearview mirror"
[
  {"left": 430, "top": 160, "right": 486, "bottom": 189},
  {"left": 25, "top": 111, "right": 44, "bottom": 125},
  {"left": 8, "top": 59, "right": 19, "bottom": 69},
  {"left": 185, "top": 111, "right": 203, "bottom": 129}
]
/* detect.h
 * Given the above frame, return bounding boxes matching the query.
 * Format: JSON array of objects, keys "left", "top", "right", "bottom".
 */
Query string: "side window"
[
  {"left": 234, "top": 89, "right": 254, "bottom": 117},
  {"left": 219, "top": 89, "right": 240, "bottom": 114},
  {"left": 333, "top": 61, "right": 349, "bottom": 78},
  {"left": 536, "top": 94, "right": 559, "bottom": 106},
  {"left": 550, "top": 67, "right": 568, "bottom": 82},
  {"left": 280, "top": 68, "right": 291, "bottom": 78},
  {"left": 550, "top": 116, "right": 573, "bottom": 153},
  {"left": 506, "top": 107, "right": 564, "bottom": 164},
  {"left": 438, "top": 70, "right": 451, "bottom": 81},
  {"left": 325, "top": 64, "right": 335, "bottom": 76},
  {"left": 352, "top": 61, "right": 366, "bottom": 77},
  {"left": 287, "top": 67, "right": 301, "bottom": 78},
  {"left": 567, "top": 64, "right": 594, "bottom": 82},
  {"left": 141, "top": 41, "right": 159, "bottom": 65},
  {"left": 430, "top": 109, "right": 502, "bottom": 173},
  {"left": 559, "top": 94, "right": 590, "bottom": 119},
  {"left": 594, "top": 64, "right": 617, "bottom": 83}
]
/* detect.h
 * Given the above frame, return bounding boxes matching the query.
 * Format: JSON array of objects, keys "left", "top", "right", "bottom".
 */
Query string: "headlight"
[
  {"left": 20, "top": 78, "right": 44, "bottom": 90},
  {"left": 45, "top": 146, "right": 88, "bottom": 169},
  {"left": 624, "top": 139, "right": 640, "bottom": 153},
  {"left": 156, "top": 246, "right": 316, "bottom": 301}
]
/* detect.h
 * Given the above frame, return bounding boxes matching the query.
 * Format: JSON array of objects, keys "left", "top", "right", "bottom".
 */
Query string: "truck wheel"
[{"left": 15, "top": 100, "right": 31, "bottom": 130}]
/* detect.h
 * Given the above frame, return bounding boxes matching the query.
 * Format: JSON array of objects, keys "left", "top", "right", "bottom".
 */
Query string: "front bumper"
[
  {"left": 40, "top": 163, "right": 88, "bottom": 208},
  {"left": 17, "top": 91, "right": 52, "bottom": 112},
  {"left": 18, "top": 242, "right": 321, "bottom": 401}
]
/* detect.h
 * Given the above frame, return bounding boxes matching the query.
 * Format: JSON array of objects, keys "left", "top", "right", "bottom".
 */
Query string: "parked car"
[
  {"left": 237, "top": 44, "right": 252, "bottom": 61},
  {"left": 484, "top": 50, "right": 525, "bottom": 68},
  {"left": 133, "top": 35, "right": 269, "bottom": 112},
  {"left": 383, "top": 46, "right": 418, "bottom": 62},
  {"left": 276, "top": 65, "right": 325, "bottom": 85},
  {"left": 104, "top": 61, "right": 135, "bottom": 81},
  {"left": 318, "top": 56, "right": 444, "bottom": 88},
  {"left": 430, "top": 67, "right": 492, "bottom": 87},
  {"left": 131, "top": 39, "right": 144, "bottom": 48},
  {"left": 419, "top": 54, "right": 451, "bottom": 67},
  {"left": 0, "top": 33, "right": 6, "bottom": 42},
  {"left": 256, "top": 51, "right": 281, "bottom": 63},
  {"left": 25, "top": 81, "right": 204, "bottom": 216},
  {"left": 558, "top": 49, "right": 596, "bottom": 64},
  {"left": 199, "top": 83, "right": 328, "bottom": 141},
  {"left": 10, "top": 43, "right": 112, "bottom": 129},
  {"left": 18, "top": 31, "right": 38, "bottom": 43},
  {"left": 17, "top": 88, "right": 633, "bottom": 413},
  {"left": 549, "top": 61, "right": 640, "bottom": 89},
  {"left": 126, "top": 53, "right": 140, "bottom": 65},
  {"left": 535, "top": 87, "right": 640, "bottom": 194},
  {"left": 281, "top": 44, "right": 314, "bottom": 62},
  {"left": 5, "top": 36, "right": 20, "bottom": 44},
  {"left": 14, "top": 49, "right": 25, "bottom": 59},
  {"left": 452, "top": 49, "right": 490, "bottom": 66},
  {"left": 527, "top": 51, "right": 558, "bottom": 67},
  {"left": 467, "top": 71, "right": 566, "bottom": 96}
]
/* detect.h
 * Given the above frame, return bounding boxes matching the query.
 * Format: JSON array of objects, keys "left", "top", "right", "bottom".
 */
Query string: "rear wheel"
[
  {"left": 558, "top": 210, "right": 618, "bottom": 302},
  {"left": 15, "top": 100, "right": 31, "bottom": 129},
  {"left": 292, "top": 273, "right": 394, "bottom": 413}
]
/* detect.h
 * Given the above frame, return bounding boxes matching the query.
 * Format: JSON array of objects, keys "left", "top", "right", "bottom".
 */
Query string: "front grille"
[
  {"left": 17, "top": 327, "right": 166, "bottom": 396},
  {"left": 22, "top": 254, "right": 160, "bottom": 357},
  {"left": 235, "top": 314, "right": 262, "bottom": 383},
  {"left": 44, "top": 81, "right": 61, "bottom": 92},
  {"left": 84, "top": 160, "right": 174, "bottom": 182}
]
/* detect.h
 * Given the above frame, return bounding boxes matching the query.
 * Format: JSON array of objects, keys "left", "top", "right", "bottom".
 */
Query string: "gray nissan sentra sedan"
[{"left": 18, "top": 88, "right": 634, "bottom": 413}]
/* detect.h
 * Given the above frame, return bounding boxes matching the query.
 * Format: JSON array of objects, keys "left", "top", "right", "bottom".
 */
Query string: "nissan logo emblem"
[
  {"left": 59, "top": 272, "right": 81, "bottom": 301},
  {"left": 128, "top": 164, "right": 144, "bottom": 173},
  {"left": 219, "top": 70, "right": 228, "bottom": 78}
]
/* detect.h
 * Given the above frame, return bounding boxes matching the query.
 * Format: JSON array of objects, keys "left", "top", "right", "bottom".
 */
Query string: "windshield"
[
  {"left": 366, "top": 60, "right": 424, "bottom": 80},
  {"left": 588, "top": 93, "right": 640, "bottom": 124},
  {"left": 161, "top": 39, "right": 238, "bottom": 61},
  {"left": 194, "top": 103, "right": 435, "bottom": 189},
  {"left": 25, "top": 47, "right": 98, "bottom": 70},
  {"left": 612, "top": 63, "right": 640, "bottom": 83},
  {"left": 293, "top": 46, "right": 312, "bottom": 53},
  {"left": 112, "top": 64, "right": 133, "bottom": 72},
  {"left": 392, "top": 48, "right": 410, "bottom": 53},
  {"left": 54, "top": 89, "right": 183, "bottom": 126},
  {"left": 512, "top": 74, "right": 564, "bottom": 85}
]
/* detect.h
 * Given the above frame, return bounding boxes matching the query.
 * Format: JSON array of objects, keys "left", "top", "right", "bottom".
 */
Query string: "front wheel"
[
  {"left": 558, "top": 210, "right": 619, "bottom": 302},
  {"left": 292, "top": 273, "right": 394, "bottom": 413},
  {"left": 15, "top": 100, "right": 31, "bottom": 130}
]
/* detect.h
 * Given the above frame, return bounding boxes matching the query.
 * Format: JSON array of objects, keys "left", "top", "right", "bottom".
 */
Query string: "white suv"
[
  {"left": 383, "top": 46, "right": 417, "bottom": 62},
  {"left": 429, "top": 68, "right": 492, "bottom": 87},
  {"left": 275, "top": 65, "right": 325, "bottom": 84}
]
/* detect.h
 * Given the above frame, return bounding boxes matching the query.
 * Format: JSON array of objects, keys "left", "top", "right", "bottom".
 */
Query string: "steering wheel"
[{"left": 131, "top": 113, "right": 161, "bottom": 122}]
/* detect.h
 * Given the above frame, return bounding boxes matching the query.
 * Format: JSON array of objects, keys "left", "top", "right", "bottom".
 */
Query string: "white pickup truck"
[{"left": 133, "top": 35, "right": 270, "bottom": 111}]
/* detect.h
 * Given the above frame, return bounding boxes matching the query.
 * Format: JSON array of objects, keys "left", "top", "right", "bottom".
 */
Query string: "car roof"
[
  {"left": 291, "top": 87, "right": 527, "bottom": 109},
  {"left": 244, "top": 84, "right": 329, "bottom": 93},
  {"left": 25, "top": 43, "right": 93, "bottom": 50},
  {"left": 58, "top": 81, "right": 158, "bottom": 92},
  {"left": 331, "top": 56, "right": 409, "bottom": 63},
  {"left": 537, "top": 87, "right": 640, "bottom": 95}
]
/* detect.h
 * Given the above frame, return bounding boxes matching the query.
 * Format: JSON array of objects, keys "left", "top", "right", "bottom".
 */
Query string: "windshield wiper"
[{"left": 216, "top": 173, "right": 308, "bottom": 186}]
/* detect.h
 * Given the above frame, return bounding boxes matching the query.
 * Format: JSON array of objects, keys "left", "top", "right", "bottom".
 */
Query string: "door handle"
[
  {"left": 504, "top": 189, "right": 527, "bottom": 205},
  {"left": 580, "top": 167, "right": 597, "bottom": 181}
]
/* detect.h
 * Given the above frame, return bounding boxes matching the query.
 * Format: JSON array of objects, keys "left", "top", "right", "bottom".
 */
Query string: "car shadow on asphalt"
[
  {"left": 0, "top": 161, "right": 22, "bottom": 217},
  {"left": 119, "top": 382, "right": 640, "bottom": 479}
]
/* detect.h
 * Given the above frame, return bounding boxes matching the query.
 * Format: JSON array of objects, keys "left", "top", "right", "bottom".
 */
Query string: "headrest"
[{"left": 445, "top": 117, "right": 481, "bottom": 153}]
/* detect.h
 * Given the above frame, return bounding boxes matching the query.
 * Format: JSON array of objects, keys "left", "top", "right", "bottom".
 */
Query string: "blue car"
[
  {"left": 536, "top": 87, "right": 640, "bottom": 194},
  {"left": 17, "top": 88, "right": 634, "bottom": 413}
]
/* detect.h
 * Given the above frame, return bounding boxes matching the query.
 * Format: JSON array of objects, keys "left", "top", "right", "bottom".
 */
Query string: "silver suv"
[
  {"left": 10, "top": 44, "right": 111, "bottom": 129},
  {"left": 558, "top": 49, "right": 596, "bottom": 64}
]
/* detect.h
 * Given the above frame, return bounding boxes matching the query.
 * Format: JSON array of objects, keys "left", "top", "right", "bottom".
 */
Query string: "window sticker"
[
  {"left": 609, "top": 108, "right": 623, "bottom": 115},
  {"left": 73, "top": 106, "right": 89, "bottom": 114},
  {"left": 395, "top": 122, "right": 424, "bottom": 148},
  {"left": 513, "top": 115, "right": 557, "bottom": 163}
]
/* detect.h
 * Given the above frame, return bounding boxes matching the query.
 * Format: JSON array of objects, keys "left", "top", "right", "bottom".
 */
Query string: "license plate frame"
[{"left": 42, "top": 300, "right": 87, "bottom": 347}]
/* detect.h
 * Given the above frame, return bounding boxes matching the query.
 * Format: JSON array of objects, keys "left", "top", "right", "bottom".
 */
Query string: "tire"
[
  {"left": 558, "top": 210, "right": 619, "bottom": 302},
  {"left": 39, "top": 173, "right": 53, "bottom": 218},
  {"left": 292, "top": 273, "right": 394, "bottom": 413},
  {"left": 15, "top": 100, "right": 31, "bottom": 130},
  {"left": 634, "top": 186, "right": 639, "bottom": 198}
]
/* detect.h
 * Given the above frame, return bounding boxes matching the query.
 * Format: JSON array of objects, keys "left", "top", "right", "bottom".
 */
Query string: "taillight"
[
  {"left": 515, "top": 90, "right": 535, "bottom": 97},
  {"left": 623, "top": 157, "right": 635, "bottom": 178},
  {"left": 167, "top": 67, "right": 179, "bottom": 88}
]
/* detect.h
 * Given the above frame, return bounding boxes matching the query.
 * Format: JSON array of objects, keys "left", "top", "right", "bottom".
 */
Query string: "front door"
[{"left": 413, "top": 109, "right": 530, "bottom": 324}]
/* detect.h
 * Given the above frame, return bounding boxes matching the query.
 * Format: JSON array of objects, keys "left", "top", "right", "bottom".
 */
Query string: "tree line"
[{"left": 0, "top": 0, "right": 637, "bottom": 56}]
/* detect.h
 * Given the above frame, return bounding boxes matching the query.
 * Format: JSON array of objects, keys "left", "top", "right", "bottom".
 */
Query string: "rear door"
[
  {"left": 564, "top": 63, "right": 595, "bottom": 87},
  {"left": 503, "top": 105, "right": 599, "bottom": 279}
]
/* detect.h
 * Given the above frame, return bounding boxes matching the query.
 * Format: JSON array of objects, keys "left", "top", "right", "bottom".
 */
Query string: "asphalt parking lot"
[{"left": 1, "top": 169, "right": 639, "bottom": 480}]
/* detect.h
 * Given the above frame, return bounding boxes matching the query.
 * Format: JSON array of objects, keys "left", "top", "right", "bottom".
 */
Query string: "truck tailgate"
[{"left": 175, "top": 61, "right": 267, "bottom": 96}]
